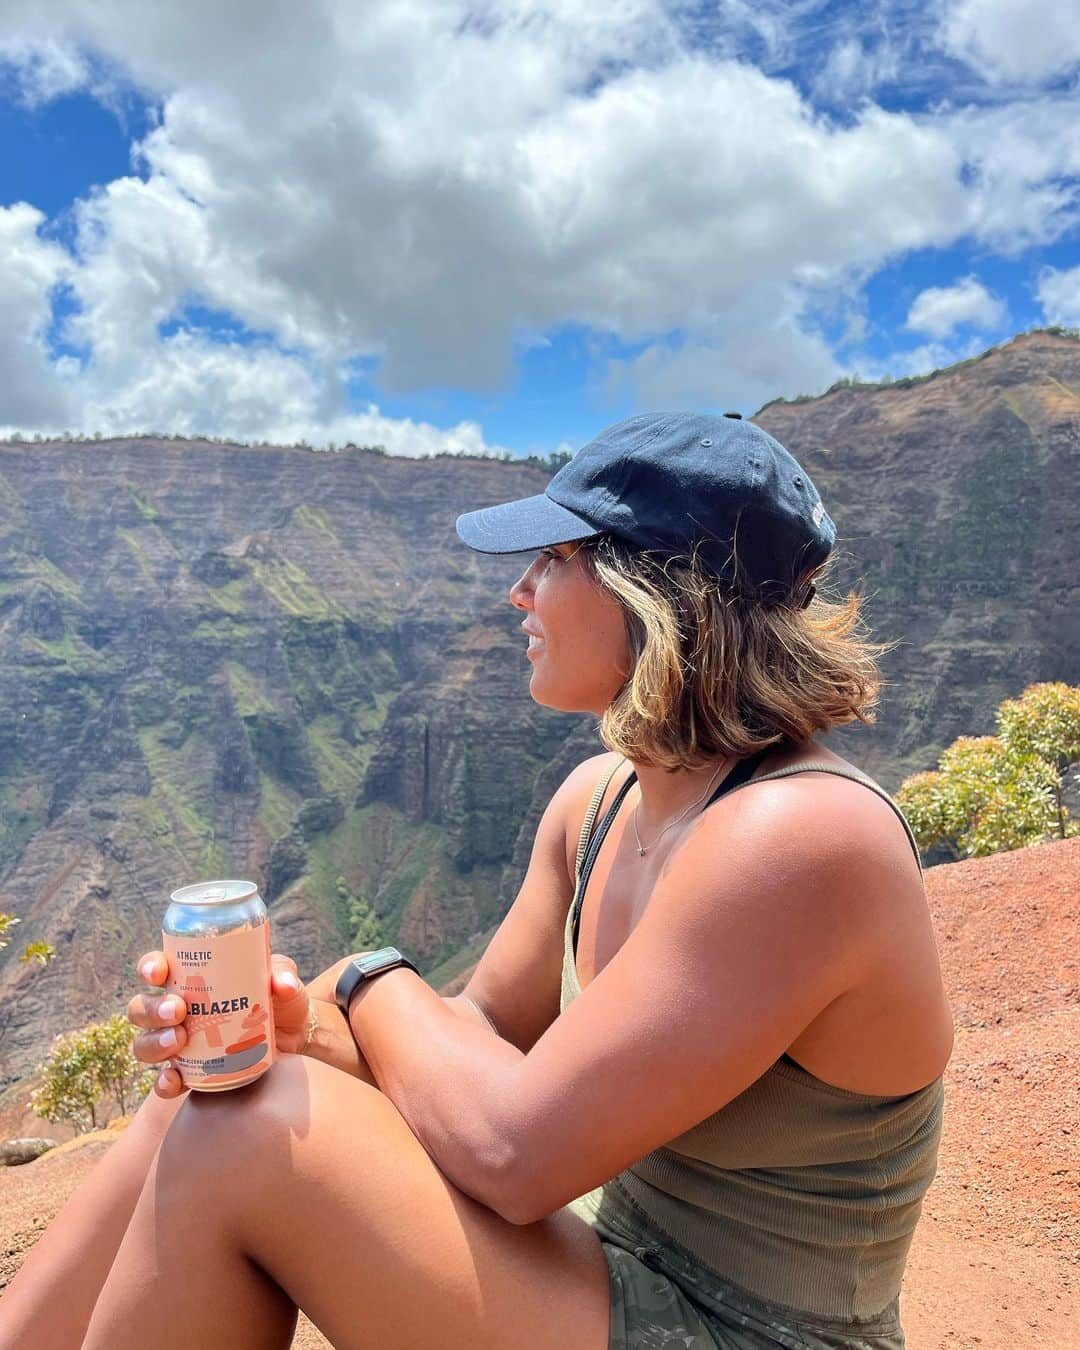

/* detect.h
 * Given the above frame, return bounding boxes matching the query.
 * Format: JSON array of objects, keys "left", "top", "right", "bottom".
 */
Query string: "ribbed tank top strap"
[
  {"left": 717, "top": 762, "right": 924, "bottom": 875},
  {"left": 575, "top": 757, "right": 626, "bottom": 887}
]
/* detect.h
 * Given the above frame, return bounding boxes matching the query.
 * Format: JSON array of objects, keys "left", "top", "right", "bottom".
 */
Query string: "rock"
[
  {"left": 265, "top": 829, "right": 309, "bottom": 902},
  {"left": 295, "top": 795, "right": 345, "bottom": 840},
  {"left": 0, "top": 1138, "right": 59, "bottom": 1167}
]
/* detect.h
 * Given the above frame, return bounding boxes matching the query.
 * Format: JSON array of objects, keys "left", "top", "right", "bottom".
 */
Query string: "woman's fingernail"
[
  {"left": 140, "top": 959, "right": 157, "bottom": 982},
  {"left": 157, "top": 1069, "right": 170, "bottom": 1090},
  {"left": 160, "top": 1027, "right": 178, "bottom": 1049},
  {"left": 278, "top": 973, "right": 299, "bottom": 993}
]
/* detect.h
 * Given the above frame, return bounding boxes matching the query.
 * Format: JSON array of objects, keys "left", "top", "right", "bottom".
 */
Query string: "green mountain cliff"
[{"left": 0, "top": 330, "right": 1076, "bottom": 1095}]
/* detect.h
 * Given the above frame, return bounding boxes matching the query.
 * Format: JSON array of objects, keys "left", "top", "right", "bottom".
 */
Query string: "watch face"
[
  {"left": 358, "top": 947, "right": 402, "bottom": 976},
  {"left": 337, "top": 949, "right": 400, "bottom": 1013}
]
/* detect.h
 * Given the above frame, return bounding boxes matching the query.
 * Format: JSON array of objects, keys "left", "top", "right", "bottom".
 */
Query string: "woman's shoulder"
[
  {"left": 747, "top": 742, "right": 916, "bottom": 860},
  {"left": 562, "top": 741, "right": 891, "bottom": 834},
  {"left": 557, "top": 752, "right": 632, "bottom": 875},
  {"left": 739, "top": 745, "right": 951, "bottom": 1091},
  {"left": 564, "top": 750, "right": 632, "bottom": 800},
  {"left": 558, "top": 741, "right": 916, "bottom": 889}
]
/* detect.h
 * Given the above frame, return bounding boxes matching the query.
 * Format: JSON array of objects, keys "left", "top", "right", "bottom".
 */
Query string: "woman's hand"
[{"left": 128, "top": 949, "right": 320, "bottom": 1099}]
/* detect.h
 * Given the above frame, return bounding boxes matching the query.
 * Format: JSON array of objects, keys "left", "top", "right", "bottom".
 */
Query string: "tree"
[
  {"left": 336, "top": 875, "right": 381, "bottom": 951},
  {"left": 30, "top": 1015, "right": 154, "bottom": 1134},
  {"left": 896, "top": 681, "right": 1080, "bottom": 860},
  {"left": 996, "top": 680, "right": 1080, "bottom": 834}
]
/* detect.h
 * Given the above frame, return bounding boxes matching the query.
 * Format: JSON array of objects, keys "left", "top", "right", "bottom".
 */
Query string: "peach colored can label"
[{"left": 162, "top": 920, "right": 276, "bottom": 1091}]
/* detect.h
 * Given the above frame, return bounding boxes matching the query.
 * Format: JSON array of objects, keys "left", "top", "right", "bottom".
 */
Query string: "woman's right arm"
[
  {"left": 133, "top": 756, "right": 609, "bottom": 1094},
  {"left": 132, "top": 951, "right": 508, "bottom": 1096},
  {"left": 304, "top": 752, "right": 615, "bottom": 1071}
]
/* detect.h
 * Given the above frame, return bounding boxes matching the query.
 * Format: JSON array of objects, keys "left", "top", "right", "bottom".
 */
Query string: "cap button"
[{"left": 723, "top": 411, "right": 742, "bottom": 419}]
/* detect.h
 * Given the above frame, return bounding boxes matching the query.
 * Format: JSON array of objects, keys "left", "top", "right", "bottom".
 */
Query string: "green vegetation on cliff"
[{"left": 1, "top": 339, "right": 1078, "bottom": 1091}]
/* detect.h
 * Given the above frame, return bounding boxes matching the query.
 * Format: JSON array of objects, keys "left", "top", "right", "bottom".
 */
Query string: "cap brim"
[{"left": 456, "top": 492, "right": 602, "bottom": 555}]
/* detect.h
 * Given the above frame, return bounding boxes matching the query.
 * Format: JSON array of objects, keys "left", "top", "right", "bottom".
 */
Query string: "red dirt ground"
[{"left": 1, "top": 836, "right": 1076, "bottom": 1349}]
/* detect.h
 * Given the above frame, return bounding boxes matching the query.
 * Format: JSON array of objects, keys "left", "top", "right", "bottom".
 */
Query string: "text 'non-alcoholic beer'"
[{"left": 162, "top": 879, "right": 276, "bottom": 1092}]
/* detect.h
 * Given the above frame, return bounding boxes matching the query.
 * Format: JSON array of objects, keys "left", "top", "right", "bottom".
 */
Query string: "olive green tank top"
[{"left": 561, "top": 751, "right": 945, "bottom": 1322}]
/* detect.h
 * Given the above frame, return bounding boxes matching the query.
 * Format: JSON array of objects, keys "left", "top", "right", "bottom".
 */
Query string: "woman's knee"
[
  {"left": 149, "top": 1056, "right": 307, "bottom": 1214},
  {"left": 134, "top": 1079, "right": 191, "bottom": 1142},
  {"left": 161, "top": 1053, "right": 375, "bottom": 1170},
  {"left": 152, "top": 1054, "right": 387, "bottom": 1231}
]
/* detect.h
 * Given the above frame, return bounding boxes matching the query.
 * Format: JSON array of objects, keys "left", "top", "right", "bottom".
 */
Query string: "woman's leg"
[
  {"left": 82, "top": 1053, "right": 611, "bottom": 1350},
  {"left": 0, "top": 1087, "right": 190, "bottom": 1350}
]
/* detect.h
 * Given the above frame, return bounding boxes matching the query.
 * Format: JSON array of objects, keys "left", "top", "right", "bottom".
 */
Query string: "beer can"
[{"left": 162, "top": 879, "right": 276, "bottom": 1092}]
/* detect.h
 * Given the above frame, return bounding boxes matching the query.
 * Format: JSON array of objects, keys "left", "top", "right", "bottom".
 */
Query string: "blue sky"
[{"left": 0, "top": 2, "right": 1077, "bottom": 457}]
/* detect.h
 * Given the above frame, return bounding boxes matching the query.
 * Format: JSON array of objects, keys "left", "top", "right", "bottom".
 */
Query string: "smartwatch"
[{"left": 334, "top": 946, "right": 421, "bottom": 1020}]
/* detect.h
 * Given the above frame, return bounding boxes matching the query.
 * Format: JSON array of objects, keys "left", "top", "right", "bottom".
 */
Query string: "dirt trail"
[{"left": 1, "top": 837, "right": 1076, "bottom": 1349}]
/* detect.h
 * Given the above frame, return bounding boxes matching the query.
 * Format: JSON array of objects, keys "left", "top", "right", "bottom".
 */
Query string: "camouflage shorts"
[
  {"left": 603, "top": 1241, "right": 726, "bottom": 1348},
  {"left": 566, "top": 1187, "right": 906, "bottom": 1350}
]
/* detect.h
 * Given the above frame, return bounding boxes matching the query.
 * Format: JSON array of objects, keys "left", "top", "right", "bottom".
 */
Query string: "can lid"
[{"left": 169, "top": 879, "right": 260, "bottom": 906}]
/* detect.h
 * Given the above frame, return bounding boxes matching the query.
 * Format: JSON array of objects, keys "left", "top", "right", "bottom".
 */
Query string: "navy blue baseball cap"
[{"left": 455, "top": 411, "right": 836, "bottom": 606}]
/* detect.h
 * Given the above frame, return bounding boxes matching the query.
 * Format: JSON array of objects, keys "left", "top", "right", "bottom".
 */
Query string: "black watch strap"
[{"left": 334, "top": 947, "right": 420, "bottom": 1020}]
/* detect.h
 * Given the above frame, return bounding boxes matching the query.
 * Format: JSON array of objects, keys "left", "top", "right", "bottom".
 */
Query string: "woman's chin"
[
  {"left": 526, "top": 666, "right": 559, "bottom": 703},
  {"left": 526, "top": 673, "right": 598, "bottom": 716}
]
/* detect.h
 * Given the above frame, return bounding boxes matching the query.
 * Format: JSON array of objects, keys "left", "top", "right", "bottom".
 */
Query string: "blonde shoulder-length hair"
[{"left": 570, "top": 533, "right": 900, "bottom": 773}]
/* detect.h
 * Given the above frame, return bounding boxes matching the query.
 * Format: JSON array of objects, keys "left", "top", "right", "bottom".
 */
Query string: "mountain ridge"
[{"left": 0, "top": 328, "right": 1076, "bottom": 1098}]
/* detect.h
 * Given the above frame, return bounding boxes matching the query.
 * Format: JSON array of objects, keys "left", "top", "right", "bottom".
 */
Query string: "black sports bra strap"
[
  {"left": 702, "top": 743, "right": 777, "bottom": 807},
  {"left": 570, "top": 741, "right": 787, "bottom": 958},
  {"left": 570, "top": 768, "right": 637, "bottom": 958}
]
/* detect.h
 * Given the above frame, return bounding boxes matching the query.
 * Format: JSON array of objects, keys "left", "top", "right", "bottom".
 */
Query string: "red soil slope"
[{"left": 1, "top": 836, "right": 1076, "bottom": 1349}]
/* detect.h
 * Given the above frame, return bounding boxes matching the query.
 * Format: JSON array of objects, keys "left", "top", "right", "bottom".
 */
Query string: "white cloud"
[
  {"left": 601, "top": 288, "right": 841, "bottom": 411},
  {"left": 811, "top": 35, "right": 902, "bottom": 105},
  {"left": 0, "top": 0, "right": 1075, "bottom": 450},
  {"left": 0, "top": 199, "right": 503, "bottom": 453},
  {"left": 939, "top": 0, "right": 1080, "bottom": 85},
  {"left": 0, "top": 34, "right": 91, "bottom": 106},
  {"left": 905, "top": 275, "right": 1007, "bottom": 339},
  {"left": 2, "top": 326, "right": 504, "bottom": 458},
  {"left": 843, "top": 332, "right": 991, "bottom": 386},
  {"left": 940, "top": 94, "right": 1080, "bottom": 251},
  {"left": 1036, "top": 264, "right": 1080, "bottom": 328},
  {"left": 0, "top": 204, "right": 75, "bottom": 428}
]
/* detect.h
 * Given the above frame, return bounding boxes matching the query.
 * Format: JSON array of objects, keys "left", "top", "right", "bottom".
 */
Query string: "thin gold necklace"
[{"left": 631, "top": 758, "right": 732, "bottom": 857}]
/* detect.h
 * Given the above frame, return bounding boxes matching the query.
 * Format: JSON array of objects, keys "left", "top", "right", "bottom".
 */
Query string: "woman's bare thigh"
[{"left": 162, "top": 1053, "right": 612, "bottom": 1350}]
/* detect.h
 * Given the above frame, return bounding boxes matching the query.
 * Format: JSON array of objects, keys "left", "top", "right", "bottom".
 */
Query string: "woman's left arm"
[
  {"left": 347, "top": 974, "right": 527, "bottom": 1211},
  {"left": 349, "top": 788, "right": 880, "bottom": 1226}
]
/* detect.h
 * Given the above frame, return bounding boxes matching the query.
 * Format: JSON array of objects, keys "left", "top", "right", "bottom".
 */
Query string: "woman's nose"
[{"left": 509, "top": 565, "right": 535, "bottom": 610}]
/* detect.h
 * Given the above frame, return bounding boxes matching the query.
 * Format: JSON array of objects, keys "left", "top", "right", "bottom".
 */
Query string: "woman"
[{"left": 1, "top": 412, "right": 953, "bottom": 1349}]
